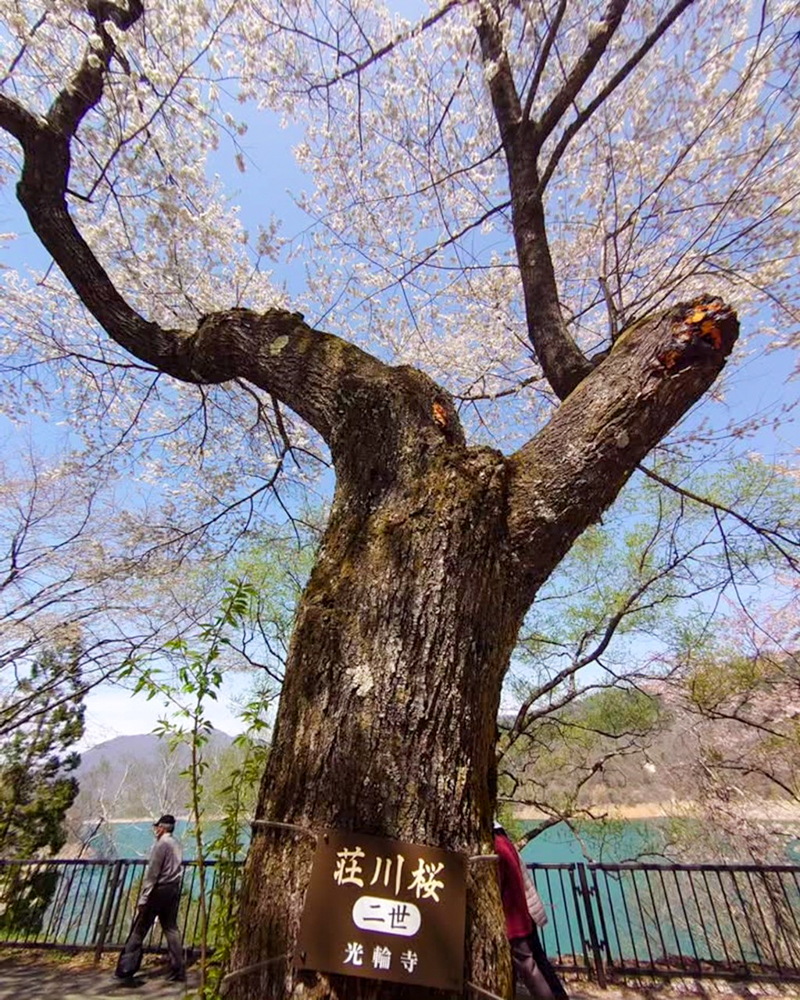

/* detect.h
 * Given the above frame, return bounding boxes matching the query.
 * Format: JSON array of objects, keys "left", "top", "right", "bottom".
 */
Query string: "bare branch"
[
  {"left": 308, "top": 0, "right": 462, "bottom": 92},
  {"left": 475, "top": 7, "right": 594, "bottom": 399},
  {"left": 522, "top": 0, "right": 568, "bottom": 122},
  {"left": 539, "top": 0, "right": 707, "bottom": 192},
  {"left": 533, "top": 0, "right": 630, "bottom": 149},
  {"left": 639, "top": 464, "right": 800, "bottom": 573}
]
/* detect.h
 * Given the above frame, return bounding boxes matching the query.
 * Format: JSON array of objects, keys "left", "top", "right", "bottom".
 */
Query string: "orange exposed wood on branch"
[{"left": 657, "top": 297, "right": 733, "bottom": 371}]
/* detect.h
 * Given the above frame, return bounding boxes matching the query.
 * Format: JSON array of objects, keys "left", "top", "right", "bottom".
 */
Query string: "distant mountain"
[{"left": 72, "top": 729, "right": 235, "bottom": 819}]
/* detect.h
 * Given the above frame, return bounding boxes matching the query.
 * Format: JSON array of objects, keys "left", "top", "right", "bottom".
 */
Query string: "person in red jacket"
[{"left": 493, "top": 824, "right": 567, "bottom": 998}]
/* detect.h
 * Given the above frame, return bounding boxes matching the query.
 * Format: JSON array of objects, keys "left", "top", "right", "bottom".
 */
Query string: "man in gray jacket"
[{"left": 115, "top": 814, "right": 186, "bottom": 982}]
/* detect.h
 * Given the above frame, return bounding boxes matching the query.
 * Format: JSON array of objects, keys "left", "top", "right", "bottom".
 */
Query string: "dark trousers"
[
  {"left": 528, "top": 925, "right": 567, "bottom": 998},
  {"left": 116, "top": 882, "right": 184, "bottom": 978},
  {"left": 511, "top": 927, "right": 568, "bottom": 999}
]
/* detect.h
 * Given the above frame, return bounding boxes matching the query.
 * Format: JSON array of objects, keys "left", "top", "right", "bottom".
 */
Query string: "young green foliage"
[{"left": 0, "top": 644, "right": 85, "bottom": 934}]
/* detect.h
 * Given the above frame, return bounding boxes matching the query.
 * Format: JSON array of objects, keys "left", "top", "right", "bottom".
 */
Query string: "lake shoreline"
[
  {"left": 67, "top": 809, "right": 800, "bottom": 865},
  {"left": 105, "top": 816, "right": 224, "bottom": 824},
  {"left": 106, "top": 801, "right": 800, "bottom": 824},
  {"left": 515, "top": 799, "right": 800, "bottom": 821}
]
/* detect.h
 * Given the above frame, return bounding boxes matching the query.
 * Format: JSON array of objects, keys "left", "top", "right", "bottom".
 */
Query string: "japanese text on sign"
[
  {"left": 296, "top": 829, "right": 466, "bottom": 992},
  {"left": 333, "top": 847, "right": 445, "bottom": 902}
]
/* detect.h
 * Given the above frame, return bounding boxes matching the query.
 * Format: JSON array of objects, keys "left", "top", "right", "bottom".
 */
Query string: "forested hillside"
[{"left": 70, "top": 730, "right": 234, "bottom": 820}]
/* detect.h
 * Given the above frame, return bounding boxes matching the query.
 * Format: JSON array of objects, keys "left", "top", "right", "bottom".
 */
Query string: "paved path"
[
  {"left": 0, "top": 958, "right": 197, "bottom": 999},
  {"left": 1, "top": 957, "right": 799, "bottom": 999}
]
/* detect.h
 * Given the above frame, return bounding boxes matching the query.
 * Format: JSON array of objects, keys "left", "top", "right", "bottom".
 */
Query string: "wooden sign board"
[{"left": 295, "top": 829, "right": 466, "bottom": 992}]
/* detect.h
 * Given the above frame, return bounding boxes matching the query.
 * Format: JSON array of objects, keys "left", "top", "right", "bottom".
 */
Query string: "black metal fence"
[
  {"left": 0, "top": 858, "right": 228, "bottom": 957},
  {"left": 2, "top": 857, "right": 799, "bottom": 987},
  {"left": 531, "top": 861, "right": 800, "bottom": 987}
]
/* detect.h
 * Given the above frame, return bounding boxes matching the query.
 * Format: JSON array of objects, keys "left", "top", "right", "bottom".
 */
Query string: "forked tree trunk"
[{"left": 224, "top": 299, "right": 740, "bottom": 1000}]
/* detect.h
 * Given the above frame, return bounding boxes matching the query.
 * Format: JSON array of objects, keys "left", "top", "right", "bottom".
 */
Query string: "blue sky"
[{"left": 1, "top": 24, "right": 798, "bottom": 752}]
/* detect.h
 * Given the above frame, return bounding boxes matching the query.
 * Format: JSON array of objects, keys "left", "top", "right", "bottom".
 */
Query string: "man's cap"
[{"left": 155, "top": 814, "right": 176, "bottom": 828}]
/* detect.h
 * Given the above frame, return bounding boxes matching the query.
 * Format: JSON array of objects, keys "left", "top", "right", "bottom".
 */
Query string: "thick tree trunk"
[
  {"left": 231, "top": 442, "right": 524, "bottom": 1000},
  {"left": 225, "top": 297, "right": 739, "bottom": 1000}
]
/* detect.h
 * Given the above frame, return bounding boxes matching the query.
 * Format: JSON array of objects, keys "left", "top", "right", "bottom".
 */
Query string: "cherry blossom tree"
[
  {"left": 0, "top": 443, "right": 264, "bottom": 739},
  {"left": 0, "top": 0, "right": 797, "bottom": 997},
  {"left": 0, "top": 450, "right": 156, "bottom": 733},
  {"left": 678, "top": 584, "right": 800, "bottom": 855}
]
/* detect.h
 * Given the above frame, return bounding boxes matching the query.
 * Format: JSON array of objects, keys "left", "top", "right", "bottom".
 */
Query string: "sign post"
[{"left": 296, "top": 830, "right": 467, "bottom": 992}]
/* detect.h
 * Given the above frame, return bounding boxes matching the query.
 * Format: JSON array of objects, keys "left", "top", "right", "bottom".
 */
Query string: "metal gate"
[{"left": 531, "top": 861, "right": 800, "bottom": 985}]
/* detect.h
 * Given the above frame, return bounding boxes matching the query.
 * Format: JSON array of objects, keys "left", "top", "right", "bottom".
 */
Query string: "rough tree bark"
[
  {"left": 0, "top": 2, "right": 739, "bottom": 998},
  {"left": 225, "top": 294, "right": 737, "bottom": 1000}
]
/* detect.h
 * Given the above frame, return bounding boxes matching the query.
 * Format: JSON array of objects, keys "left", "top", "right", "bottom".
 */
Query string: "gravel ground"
[
  {"left": 1, "top": 953, "right": 799, "bottom": 999},
  {"left": 0, "top": 954, "right": 195, "bottom": 999}
]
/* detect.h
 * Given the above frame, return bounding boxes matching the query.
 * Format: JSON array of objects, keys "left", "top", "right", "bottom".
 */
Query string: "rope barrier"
[
  {"left": 219, "top": 953, "right": 291, "bottom": 994},
  {"left": 250, "top": 819, "right": 318, "bottom": 842},
  {"left": 465, "top": 978, "right": 509, "bottom": 1000}
]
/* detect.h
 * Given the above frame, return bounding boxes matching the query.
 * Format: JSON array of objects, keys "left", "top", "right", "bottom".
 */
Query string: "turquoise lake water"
[
  {"left": 65, "top": 819, "right": 800, "bottom": 966},
  {"left": 97, "top": 817, "right": 696, "bottom": 863}
]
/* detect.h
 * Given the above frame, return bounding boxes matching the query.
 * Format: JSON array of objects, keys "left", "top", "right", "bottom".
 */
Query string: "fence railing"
[
  {"left": 2, "top": 856, "right": 799, "bottom": 986},
  {"left": 0, "top": 858, "right": 230, "bottom": 956},
  {"left": 531, "top": 861, "right": 800, "bottom": 986}
]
